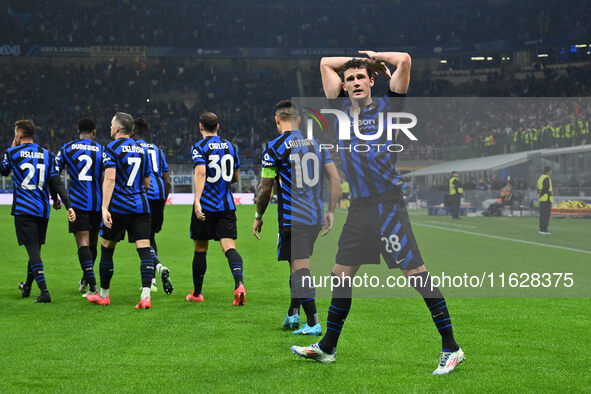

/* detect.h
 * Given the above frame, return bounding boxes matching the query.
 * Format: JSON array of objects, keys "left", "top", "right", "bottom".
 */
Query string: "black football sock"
[
  {"left": 287, "top": 261, "right": 300, "bottom": 316},
  {"left": 150, "top": 237, "right": 158, "bottom": 255},
  {"left": 90, "top": 243, "right": 98, "bottom": 264},
  {"left": 318, "top": 272, "right": 352, "bottom": 354},
  {"left": 99, "top": 246, "right": 115, "bottom": 290},
  {"left": 225, "top": 248, "right": 244, "bottom": 289},
  {"left": 409, "top": 272, "right": 459, "bottom": 352},
  {"left": 292, "top": 268, "right": 318, "bottom": 326},
  {"left": 137, "top": 247, "right": 154, "bottom": 289},
  {"left": 78, "top": 246, "right": 97, "bottom": 291},
  {"left": 192, "top": 252, "right": 207, "bottom": 296},
  {"left": 25, "top": 243, "right": 47, "bottom": 291},
  {"left": 25, "top": 261, "right": 34, "bottom": 287},
  {"left": 150, "top": 247, "right": 161, "bottom": 278}
]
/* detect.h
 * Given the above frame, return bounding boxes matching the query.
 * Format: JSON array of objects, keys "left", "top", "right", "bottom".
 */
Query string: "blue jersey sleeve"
[
  {"left": 261, "top": 143, "right": 277, "bottom": 168},
  {"left": 48, "top": 152, "right": 59, "bottom": 178},
  {"left": 0, "top": 151, "right": 11, "bottom": 176},
  {"left": 54, "top": 147, "right": 65, "bottom": 173},
  {"left": 160, "top": 149, "right": 169, "bottom": 173},
  {"left": 233, "top": 144, "right": 241, "bottom": 170},
  {"left": 142, "top": 149, "right": 152, "bottom": 180},
  {"left": 103, "top": 146, "right": 115, "bottom": 169},
  {"left": 192, "top": 144, "right": 206, "bottom": 167}
]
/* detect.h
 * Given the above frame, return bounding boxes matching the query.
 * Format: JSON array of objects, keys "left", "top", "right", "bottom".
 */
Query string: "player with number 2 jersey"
[{"left": 55, "top": 119, "right": 103, "bottom": 295}]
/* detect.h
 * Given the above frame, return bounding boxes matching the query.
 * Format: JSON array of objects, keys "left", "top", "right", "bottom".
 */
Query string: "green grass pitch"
[{"left": 0, "top": 205, "right": 589, "bottom": 392}]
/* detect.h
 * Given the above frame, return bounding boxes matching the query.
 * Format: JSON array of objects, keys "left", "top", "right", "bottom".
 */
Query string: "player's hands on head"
[
  {"left": 359, "top": 50, "right": 391, "bottom": 78},
  {"left": 67, "top": 208, "right": 76, "bottom": 223},
  {"left": 358, "top": 50, "right": 378, "bottom": 60},
  {"left": 252, "top": 218, "right": 263, "bottom": 240},
  {"left": 52, "top": 199, "right": 61, "bottom": 210},
  {"left": 194, "top": 202, "right": 205, "bottom": 221},
  {"left": 322, "top": 212, "right": 334, "bottom": 236},
  {"left": 102, "top": 208, "right": 112, "bottom": 228}
]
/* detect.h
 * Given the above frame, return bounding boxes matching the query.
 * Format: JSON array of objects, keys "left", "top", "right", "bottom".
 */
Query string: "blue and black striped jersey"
[
  {"left": 261, "top": 129, "right": 332, "bottom": 228},
  {"left": 102, "top": 138, "right": 151, "bottom": 214},
  {"left": 331, "top": 90, "right": 406, "bottom": 199},
  {"left": 55, "top": 138, "right": 103, "bottom": 212},
  {"left": 0, "top": 143, "right": 58, "bottom": 219},
  {"left": 137, "top": 139, "right": 169, "bottom": 201},
  {"left": 191, "top": 136, "right": 240, "bottom": 212}
]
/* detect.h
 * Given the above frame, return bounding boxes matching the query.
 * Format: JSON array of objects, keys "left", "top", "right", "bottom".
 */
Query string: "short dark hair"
[
  {"left": 132, "top": 118, "right": 150, "bottom": 137},
  {"left": 275, "top": 100, "right": 298, "bottom": 121},
  {"left": 544, "top": 166, "right": 552, "bottom": 173},
  {"left": 113, "top": 112, "right": 134, "bottom": 134},
  {"left": 341, "top": 58, "right": 371, "bottom": 78},
  {"left": 78, "top": 118, "right": 96, "bottom": 134},
  {"left": 15, "top": 119, "right": 35, "bottom": 138},
  {"left": 199, "top": 112, "right": 218, "bottom": 132}
]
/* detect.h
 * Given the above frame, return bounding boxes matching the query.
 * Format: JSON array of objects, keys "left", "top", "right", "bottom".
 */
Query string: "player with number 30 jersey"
[{"left": 188, "top": 112, "right": 246, "bottom": 306}]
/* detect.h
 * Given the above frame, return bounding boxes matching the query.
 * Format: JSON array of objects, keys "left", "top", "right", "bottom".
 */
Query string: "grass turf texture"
[{"left": 0, "top": 205, "right": 589, "bottom": 392}]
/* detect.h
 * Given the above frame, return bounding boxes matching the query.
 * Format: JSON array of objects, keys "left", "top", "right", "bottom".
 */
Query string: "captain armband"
[{"left": 261, "top": 166, "right": 278, "bottom": 178}]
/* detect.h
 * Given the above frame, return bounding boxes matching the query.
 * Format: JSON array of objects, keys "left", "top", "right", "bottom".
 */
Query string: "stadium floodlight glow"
[
  {"left": 486, "top": 57, "right": 493, "bottom": 60},
  {"left": 575, "top": 44, "right": 587, "bottom": 48},
  {"left": 471, "top": 56, "right": 485, "bottom": 61},
  {"left": 537, "top": 53, "right": 549, "bottom": 58},
  {"left": 440, "top": 60, "right": 447, "bottom": 63}
]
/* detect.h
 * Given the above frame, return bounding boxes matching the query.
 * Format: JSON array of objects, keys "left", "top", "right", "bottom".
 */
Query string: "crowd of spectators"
[
  {"left": 404, "top": 65, "right": 591, "bottom": 160},
  {"left": 2, "top": 59, "right": 590, "bottom": 166},
  {"left": 0, "top": 59, "right": 297, "bottom": 165},
  {"left": 2, "top": 0, "right": 590, "bottom": 49}
]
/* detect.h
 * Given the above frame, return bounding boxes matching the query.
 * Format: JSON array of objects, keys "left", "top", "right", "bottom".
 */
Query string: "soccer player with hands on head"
[{"left": 291, "top": 51, "right": 464, "bottom": 375}]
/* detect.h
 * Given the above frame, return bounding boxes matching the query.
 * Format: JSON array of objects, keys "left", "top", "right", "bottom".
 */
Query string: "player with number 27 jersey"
[
  {"left": 191, "top": 136, "right": 240, "bottom": 212},
  {"left": 55, "top": 139, "right": 103, "bottom": 212}
]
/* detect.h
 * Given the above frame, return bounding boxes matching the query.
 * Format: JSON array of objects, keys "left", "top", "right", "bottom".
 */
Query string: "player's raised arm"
[
  {"left": 320, "top": 57, "right": 352, "bottom": 99},
  {"left": 359, "top": 51, "right": 411, "bottom": 94}
]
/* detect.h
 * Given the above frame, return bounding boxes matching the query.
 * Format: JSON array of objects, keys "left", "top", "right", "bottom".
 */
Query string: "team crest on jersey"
[{"left": 350, "top": 105, "right": 361, "bottom": 118}]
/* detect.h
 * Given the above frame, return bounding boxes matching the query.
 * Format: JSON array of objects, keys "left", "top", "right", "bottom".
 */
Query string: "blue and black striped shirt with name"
[
  {"left": 55, "top": 138, "right": 103, "bottom": 212},
  {"left": 191, "top": 135, "right": 240, "bottom": 212},
  {"left": 102, "top": 138, "right": 151, "bottom": 214}
]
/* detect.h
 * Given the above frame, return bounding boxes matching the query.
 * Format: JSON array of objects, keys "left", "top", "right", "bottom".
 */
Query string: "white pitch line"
[
  {"left": 413, "top": 221, "right": 591, "bottom": 255},
  {"left": 427, "top": 220, "right": 476, "bottom": 229}
]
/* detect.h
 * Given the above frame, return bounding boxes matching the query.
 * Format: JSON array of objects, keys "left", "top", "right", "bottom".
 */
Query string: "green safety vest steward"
[
  {"left": 449, "top": 176, "right": 463, "bottom": 195},
  {"left": 537, "top": 174, "right": 553, "bottom": 203}
]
